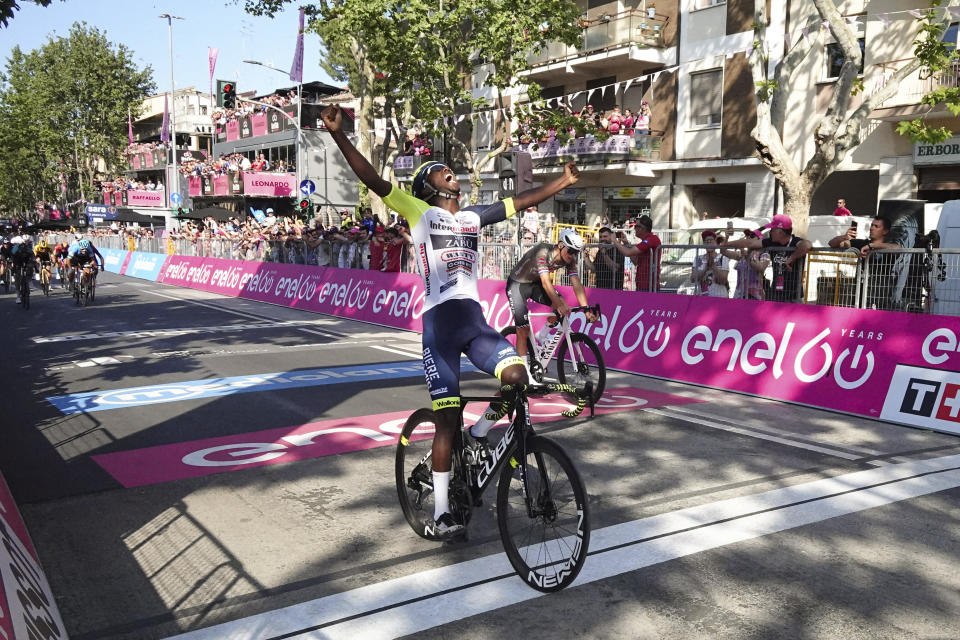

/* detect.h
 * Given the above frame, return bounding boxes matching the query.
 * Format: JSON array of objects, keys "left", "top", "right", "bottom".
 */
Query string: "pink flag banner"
[
  {"left": 126, "top": 190, "right": 165, "bottom": 207},
  {"left": 226, "top": 120, "right": 239, "bottom": 141},
  {"left": 133, "top": 155, "right": 141, "bottom": 170},
  {"left": 208, "top": 47, "right": 219, "bottom": 84},
  {"left": 188, "top": 176, "right": 202, "bottom": 196},
  {"left": 251, "top": 112, "right": 268, "bottom": 136},
  {"left": 144, "top": 153, "right": 153, "bottom": 168},
  {"left": 290, "top": 7, "right": 305, "bottom": 83},
  {"left": 213, "top": 175, "right": 229, "bottom": 195},
  {"left": 242, "top": 171, "right": 296, "bottom": 196}
]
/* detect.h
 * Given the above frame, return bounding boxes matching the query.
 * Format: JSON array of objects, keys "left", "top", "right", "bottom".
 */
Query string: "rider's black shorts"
[{"left": 505, "top": 278, "right": 552, "bottom": 328}]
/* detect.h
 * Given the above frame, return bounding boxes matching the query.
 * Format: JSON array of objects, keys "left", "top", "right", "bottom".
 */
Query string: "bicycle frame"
[{"left": 524, "top": 305, "right": 600, "bottom": 381}]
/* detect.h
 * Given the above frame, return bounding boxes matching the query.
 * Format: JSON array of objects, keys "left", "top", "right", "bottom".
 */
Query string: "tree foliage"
[
  {"left": 749, "top": 0, "right": 960, "bottom": 229},
  {"left": 240, "top": 0, "right": 586, "bottom": 202},
  {"left": 0, "top": 0, "right": 59, "bottom": 29},
  {"left": 0, "top": 22, "right": 154, "bottom": 216}
]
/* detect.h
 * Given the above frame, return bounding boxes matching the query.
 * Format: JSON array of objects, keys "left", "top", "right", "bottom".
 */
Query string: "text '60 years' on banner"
[{"left": 104, "top": 251, "right": 960, "bottom": 437}]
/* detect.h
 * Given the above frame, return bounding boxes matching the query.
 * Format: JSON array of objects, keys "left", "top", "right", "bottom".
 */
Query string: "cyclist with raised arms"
[
  {"left": 503, "top": 230, "right": 597, "bottom": 382},
  {"left": 322, "top": 104, "right": 581, "bottom": 538}
]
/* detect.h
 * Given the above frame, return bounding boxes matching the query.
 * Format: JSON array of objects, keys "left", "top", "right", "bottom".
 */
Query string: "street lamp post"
[
  {"left": 159, "top": 13, "right": 184, "bottom": 215},
  {"left": 242, "top": 59, "right": 304, "bottom": 193}
]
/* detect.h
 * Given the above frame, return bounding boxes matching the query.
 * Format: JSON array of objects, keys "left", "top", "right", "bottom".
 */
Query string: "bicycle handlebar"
[{"left": 481, "top": 382, "right": 594, "bottom": 421}]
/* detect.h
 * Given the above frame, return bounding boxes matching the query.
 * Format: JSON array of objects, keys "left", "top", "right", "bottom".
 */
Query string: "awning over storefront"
[{"left": 918, "top": 166, "right": 960, "bottom": 190}]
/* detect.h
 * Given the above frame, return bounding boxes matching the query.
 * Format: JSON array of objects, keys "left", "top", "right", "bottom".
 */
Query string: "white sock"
[
  {"left": 433, "top": 470, "right": 451, "bottom": 520},
  {"left": 469, "top": 408, "right": 496, "bottom": 439}
]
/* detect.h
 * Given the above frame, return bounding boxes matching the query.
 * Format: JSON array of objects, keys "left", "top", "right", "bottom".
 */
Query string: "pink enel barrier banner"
[
  {"left": 0, "top": 470, "right": 67, "bottom": 638},
  {"left": 251, "top": 112, "right": 268, "bottom": 137},
  {"left": 126, "top": 189, "right": 164, "bottom": 207},
  {"left": 188, "top": 176, "right": 202, "bottom": 196},
  {"left": 226, "top": 120, "right": 239, "bottom": 141},
  {"left": 143, "top": 253, "right": 960, "bottom": 435},
  {"left": 213, "top": 175, "right": 229, "bottom": 195},
  {"left": 242, "top": 172, "right": 296, "bottom": 196}
]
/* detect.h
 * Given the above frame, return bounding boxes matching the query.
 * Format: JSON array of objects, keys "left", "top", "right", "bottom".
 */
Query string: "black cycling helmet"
[{"left": 412, "top": 161, "right": 459, "bottom": 202}]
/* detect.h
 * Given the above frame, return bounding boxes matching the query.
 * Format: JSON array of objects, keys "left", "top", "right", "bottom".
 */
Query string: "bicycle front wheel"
[
  {"left": 496, "top": 435, "right": 590, "bottom": 592},
  {"left": 556, "top": 333, "right": 605, "bottom": 403}
]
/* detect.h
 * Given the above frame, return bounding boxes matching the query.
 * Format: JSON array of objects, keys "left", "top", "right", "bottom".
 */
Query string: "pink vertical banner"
[
  {"left": 213, "top": 175, "right": 229, "bottom": 195},
  {"left": 189, "top": 176, "right": 202, "bottom": 196},
  {"left": 133, "top": 155, "right": 141, "bottom": 170},
  {"left": 226, "top": 120, "right": 239, "bottom": 141},
  {"left": 251, "top": 112, "right": 268, "bottom": 136},
  {"left": 113, "top": 191, "right": 124, "bottom": 206},
  {"left": 144, "top": 153, "right": 154, "bottom": 168}
]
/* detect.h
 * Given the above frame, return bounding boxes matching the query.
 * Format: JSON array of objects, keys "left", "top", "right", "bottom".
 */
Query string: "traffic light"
[
  {"left": 217, "top": 80, "right": 237, "bottom": 109},
  {"left": 496, "top": 151, "right": 533, "bottom": 197},
  {"left": 298, "top": 198, "right": 311, "bottom": 214},
  {"left": 176, "top": 207, "right": 191, "bottom": 216}
]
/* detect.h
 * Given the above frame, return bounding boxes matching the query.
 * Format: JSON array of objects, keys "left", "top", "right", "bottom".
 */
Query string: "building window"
[
  {"left": 825, "top": 38, "right": 865, "bottom": 79},
  {"left": 943, "top": 22, "right": 958, "bottom": 49},
  {"left": 689, "top": 69, "right": 722, "bottom": 127},
  {"left": 694, "top": 0, "right": 726, "bottom": 8}
]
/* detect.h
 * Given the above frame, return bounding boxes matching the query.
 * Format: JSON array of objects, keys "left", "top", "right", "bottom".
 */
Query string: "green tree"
[
  {"left": 749, "top": 0, "right": 960, "bottom": 232},
  {"left": 241, "top": 0, "right": 586, "bottom": 204},
  {"left": 0, "top": 22, "right": 154, "bottom": 218},
  {"left": 0, "top": 0, "right": 61, "bottom": 29}
]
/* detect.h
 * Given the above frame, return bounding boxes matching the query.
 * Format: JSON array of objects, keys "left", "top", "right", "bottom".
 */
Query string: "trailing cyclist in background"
[
  {"left": 67, "top": 236, "right": 105, "bottom": 304},
  {"left": 10, "top": 235, "right": 37, "bottom": 307},
  {"left": 0, "top": 237, "right": 12, "bottom": 293},
  {"left": 53, "top": 239, "right": 71, "bottom": 288},
  {"left": 34, "top": 237, "right": 54, "bottom": 296}
]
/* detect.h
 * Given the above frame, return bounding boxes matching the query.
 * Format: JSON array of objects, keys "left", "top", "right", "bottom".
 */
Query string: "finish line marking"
[{"left": 168, "top": 454, "right": 960, "bottom": 640}]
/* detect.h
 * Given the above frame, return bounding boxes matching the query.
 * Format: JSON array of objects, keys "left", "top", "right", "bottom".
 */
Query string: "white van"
[
  {"left": 805, "top": 215, "right": 874, "bottom": 247},
  {"left": 931, "top": 199, "right": 960, "bottom": 315}
]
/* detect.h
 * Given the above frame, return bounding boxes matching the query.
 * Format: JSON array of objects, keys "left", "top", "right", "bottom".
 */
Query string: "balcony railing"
[
  {"left": 872, "top": 58, "right": 960, "bottom": 109},
  {"left": 514, "top": 132, "right": 663, "bottom": 163},
  {"left": 527, "top": 9, "right": 667, "bottom": 68}
]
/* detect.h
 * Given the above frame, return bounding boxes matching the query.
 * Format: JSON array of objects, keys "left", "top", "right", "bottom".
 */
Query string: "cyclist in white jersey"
[{"left": 322, "top": 105, "right": 580, "bottom": 537}]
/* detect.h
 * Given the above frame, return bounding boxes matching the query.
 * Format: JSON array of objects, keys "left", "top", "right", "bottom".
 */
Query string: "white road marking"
[
  {"left": 647, "top": 406, "right": 871, "bottom": 463},
  {"left": 169, "top": 455, "right": 960, "bottom": 640},
  {"left": 369, "top": 344, "right": 422, "bottom": 359}
]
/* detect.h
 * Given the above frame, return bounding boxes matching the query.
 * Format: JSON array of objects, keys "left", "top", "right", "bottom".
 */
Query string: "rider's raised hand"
[{"left": 563, "top": 161, "right": 579, "bottom": 185}]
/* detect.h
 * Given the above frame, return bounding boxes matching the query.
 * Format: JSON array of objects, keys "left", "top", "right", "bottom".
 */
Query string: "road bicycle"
[
  {"left": 73, "top": 263, "right": 97, "bottom": 306},
  {"left": 57, "top": 260, "right": 69, "bottom": 290},
  {"left": 14, "top": 262, "right": 32, "bottom": 310},
  {"left": 1, "top": 259, "right": 10, "bottom": 294},
  {"left": 396, "top": 382, "right": 592, "bottom": 592},
  {"left": 500, "top": 304, "right": 606, "bottom": 404},
  {"left": 39, "top": 260, "right": 52, "bottom": 296}
]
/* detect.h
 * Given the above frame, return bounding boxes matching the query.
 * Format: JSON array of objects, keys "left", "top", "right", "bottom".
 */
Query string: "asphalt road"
[{"left": 1, "top": 271, "right": 959, "bottom": 640}]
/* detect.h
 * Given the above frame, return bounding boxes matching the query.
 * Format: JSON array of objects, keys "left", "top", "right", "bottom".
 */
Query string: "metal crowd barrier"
[{"left": 48, "top": 233, "right": 960, "bottom": 316}]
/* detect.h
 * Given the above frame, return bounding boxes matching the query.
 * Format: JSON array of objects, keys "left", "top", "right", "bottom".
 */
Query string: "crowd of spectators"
[
  {"left": 178, "top": 152, "right": 292, "bottom": 178},
  {"left": 514, "top": 101, "right": 653, "bottom": 150},
  {"left": 94, "top": 174, "right": 166, "bottom": 193},
  {"left": 210, "top": 89, "right": 299, "bottom": 128},
  {"left": 123, "top": 141, "right": 170, "bottom": 158}
]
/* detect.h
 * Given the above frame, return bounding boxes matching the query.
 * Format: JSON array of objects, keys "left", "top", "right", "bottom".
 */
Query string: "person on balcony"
[
  {"left": 635, "top": 102, "right": 651, "bottom": 153},
  {"left": 623, "top": 109, "right": 635, "bottom": 136},
  {"left": 606, "top": 106, "right": 623, "bottom": 134}
]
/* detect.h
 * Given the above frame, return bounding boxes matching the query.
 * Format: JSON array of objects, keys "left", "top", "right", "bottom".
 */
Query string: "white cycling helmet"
[
  {"left": 74, "top": 232, "right": 84, "bottom": 240},
  {"left": 10, "top": 235, "right": 23, "bottom": 244},
  {"left": 558, "top": 229, "right": 584, "bottom": 252}
]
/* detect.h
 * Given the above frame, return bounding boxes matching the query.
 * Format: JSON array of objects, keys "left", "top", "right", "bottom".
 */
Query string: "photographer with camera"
[
  {"left": 593, "top": 226, "right": 625, "bottom": 289},
  {"left": 829, "top": 216, "right": 898, "bottom": 309}
]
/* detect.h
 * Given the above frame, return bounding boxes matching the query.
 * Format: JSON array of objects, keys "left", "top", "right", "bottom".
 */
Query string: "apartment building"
[{"left": 455, "top": 0, "right": 960, "bottom": 230}]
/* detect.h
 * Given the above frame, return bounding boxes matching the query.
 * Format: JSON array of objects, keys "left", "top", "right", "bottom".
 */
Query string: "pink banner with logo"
[
  {"left": 113, "top": 191, "right": 124, "bottom": 206},
  {"left": 213, "top": 175, "right": 229, "bottom": 195},
  {"left": 141, "top": 253, "right": 960, "bottom": 435},
  {"left": 133, "top": 155, "right": 141, "bottom": 170},
  {"left": 0, "top": 471, "right": 66, "bottom": 638},
  {"left": 126, "top": 189, "right": 164, "bottom": 207},
  {"left": 251, "top": 112, "right": 268, "bottom": 137},
  {"left": 242, "top": 171, "right": 296, "bottom": 196},
  {"left": 226, "top": 120, "right": 239, "bottom": 141},
  {"left": 188, "top": 176, "right": 202, "bottom": 196},
  {"left": 144, "top": 152, "right": 154, "bottom": 168}
]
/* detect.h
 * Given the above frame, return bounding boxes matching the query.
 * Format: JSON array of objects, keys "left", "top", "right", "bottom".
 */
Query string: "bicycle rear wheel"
[
  {"left": 395, "top": 409, "right": 472, "bottom": 540},
  {"left": 499, "top": 325, "right": 541, "bottom": 382},
  {"left": 19, "top": 275, "right": 29, "bottom": 310},
  {"left": 496, "top": 435, "right": 589, "bottom": 592},
  {"left": 556, "top": 333, "right": 605, "bottom": 403}
]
